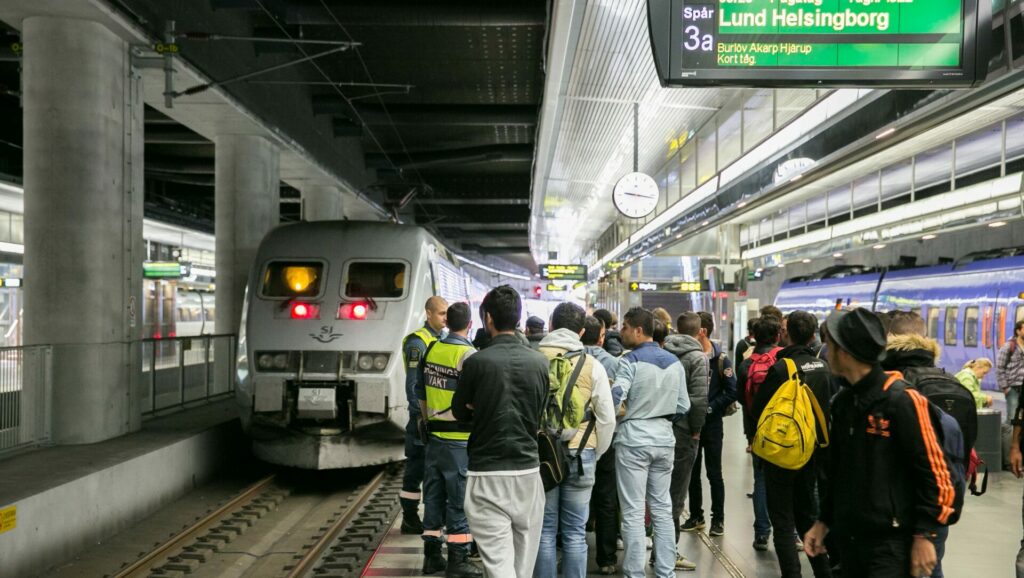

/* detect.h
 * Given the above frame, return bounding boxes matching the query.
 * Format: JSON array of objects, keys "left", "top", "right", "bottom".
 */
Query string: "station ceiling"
[{"left": 0, "top": 1, "right": 547, "bottom": 273}]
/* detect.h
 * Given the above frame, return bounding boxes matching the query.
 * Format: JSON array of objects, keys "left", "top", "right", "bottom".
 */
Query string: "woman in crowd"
[{"left": 956, "top": 358, "right": 995, "bottom": 409}]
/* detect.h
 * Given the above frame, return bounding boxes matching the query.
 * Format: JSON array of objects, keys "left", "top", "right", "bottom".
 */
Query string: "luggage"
[
  {"left": 752, "top": 358, "right": 829, "bottom": 470},
  {"left": 903, "top": 366, "right": 979, "bottom": 462},
  {"left": 745, "top": 347, "right": 782, "bottom": 407},
  {"left": 538, "top": 351, "right": 587, "bottom": 491}
]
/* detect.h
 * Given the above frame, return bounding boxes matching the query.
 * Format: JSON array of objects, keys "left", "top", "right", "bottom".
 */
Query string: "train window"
[
  {"left": 261, "top": 262, "right": 324, "bottom": 298},
  {"left": 927, "top": 308, "right": 941, "bottom": 340},
  {"left": 964, "top": 307, "right": 980, "bottom": 347},
  {"left": 944, "top": 307, "right": 959, "bottom": 346},
  {"left": 345, "top": 261, "right": 407, "bottom": 299}
]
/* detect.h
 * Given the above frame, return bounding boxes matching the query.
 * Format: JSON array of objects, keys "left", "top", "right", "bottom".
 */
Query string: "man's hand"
[
  {"left": 803, "top": 521, "right": 828, "bottom": 557},
  {"left": 1011, "top": 447, "right": 1023, "bottom": 478},
  {"left": 691, "top": 432, "right": 701, "bottom": 440},
  {"left": 910, "top": 536, "right": 937, "bottom": 577},
  {"left": 986, "top": 394, "right": 994, "bottom": 407}
]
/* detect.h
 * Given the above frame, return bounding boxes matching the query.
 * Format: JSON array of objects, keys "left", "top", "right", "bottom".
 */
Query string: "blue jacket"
[
  {"left": 586, "top": 345, "right": 619, "bottom": 380},
  {"left": 611, "top": 342, "right": 689, "bottom": 448}
]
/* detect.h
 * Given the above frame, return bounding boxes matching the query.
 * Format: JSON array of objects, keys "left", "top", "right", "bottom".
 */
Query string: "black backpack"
[{"left": 903, "top": 366, "right": 978, "bottom": 461}]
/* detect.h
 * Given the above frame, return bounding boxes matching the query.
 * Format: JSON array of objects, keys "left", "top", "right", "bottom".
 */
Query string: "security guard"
[
  {"left": 399, "top": 296, "right": 448, "bottom": 535},
  {"left": 415, "top": 302, "right": 482, "bottom": 577}
]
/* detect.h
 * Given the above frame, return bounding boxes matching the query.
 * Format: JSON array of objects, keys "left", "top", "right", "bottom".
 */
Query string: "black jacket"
[
  {"left": 603, "top": 330, "right": 624, "bottom": 357},
  {"left": 738, "top": 344, "right": 780, "bottom": 440},
  {"left": 452, "top": 333, "right": 549, "bottom": 473},
  {"left": 751, "top": 344, "right": 836, "bottom": 469},
  {"left": 822, "top": 365, "right": 957, "bottom": 537},
  {"left": 705, "top": 343, "right": 738, "bottom": 428}
]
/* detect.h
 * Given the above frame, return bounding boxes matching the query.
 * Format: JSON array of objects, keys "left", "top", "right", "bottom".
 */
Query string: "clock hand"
[{"left": 622, "top": 192, "right": 657, "bottom": 198}]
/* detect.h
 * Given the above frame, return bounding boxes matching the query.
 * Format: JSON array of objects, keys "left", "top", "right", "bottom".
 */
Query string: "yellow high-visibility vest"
[{"left": 422, "top": 340, "right": 473, "bottom": 441}]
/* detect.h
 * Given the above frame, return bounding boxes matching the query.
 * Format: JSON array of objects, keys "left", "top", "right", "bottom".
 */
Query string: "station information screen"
[
  {"left": 540, "top": 264, "right": 588, "bottom": 281},
  {"left": 647, "top": 0, "right": 989, "bottom": 87}
]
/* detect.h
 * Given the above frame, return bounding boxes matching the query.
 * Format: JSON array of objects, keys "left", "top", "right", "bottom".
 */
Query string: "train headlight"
[
  {"left": 357, "top": 354, "right": 374, "bottom": 371},
  {"left": 373, "top": 354, "right": 389, "bottom": 371},
  {"left": 258, "top": 354, "right": 274, "bottom": 370},
  {"left": 273, "top": 353, "right": 289, "bottom": 369}
]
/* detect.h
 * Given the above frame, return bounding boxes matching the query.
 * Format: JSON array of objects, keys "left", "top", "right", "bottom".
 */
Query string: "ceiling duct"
[
  {"left": 280, "top": 1, "right": 545, "bottom": 27},
  {"left": 365, "top": 145, "right": 532, "bottom": 170}
]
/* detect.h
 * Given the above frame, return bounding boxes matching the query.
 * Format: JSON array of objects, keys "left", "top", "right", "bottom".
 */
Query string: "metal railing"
[
  {"left": 0, "top": 345, "right": 53, "bottom": 457},
  {"left": 141, "top": 334, "right": 236, "bottom": 417}
]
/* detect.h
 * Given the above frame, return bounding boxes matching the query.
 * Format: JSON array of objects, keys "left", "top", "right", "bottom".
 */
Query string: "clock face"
[{"left": 613, "top": 172, "right": 660, "bottom": 219}]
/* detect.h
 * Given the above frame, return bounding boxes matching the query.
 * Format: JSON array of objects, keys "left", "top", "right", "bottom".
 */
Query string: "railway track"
[{"left": 110, "top": 466, "right": 403, "bottom": 578}]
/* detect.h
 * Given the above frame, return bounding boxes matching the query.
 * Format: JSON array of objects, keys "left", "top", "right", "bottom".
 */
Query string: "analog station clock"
[{"left": 612, "top": 172, "right": 660, "bottom": 219}]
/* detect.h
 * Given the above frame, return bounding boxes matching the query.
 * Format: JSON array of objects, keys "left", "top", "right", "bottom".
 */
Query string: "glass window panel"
[
  {"left": 697, "top": 125, "right": 717, "bottom": 185},
  {"left": 718, "top": 106, "right": 743, "bottom": 169},
  {"left": 10, "top": 214, "right": 22, "bottom": 244},
  {"left": 852, "top": 173, "right": 880, "bottom": 211},
  {"left": 0, "top": 212, "right": 11, "bottom": 244},
  {"left": 262, "top": 262, "right": 324, "bottom": 298},
  {"left": 1007, "top": 116, "right": 1024, "bottom": 162},
  {"left": 344, "top": 261, "right": 407, "bottom": 299},
  {"left": 742, "top": 90, "right": 773, "bottom": 151},
  {"left": 927, "top": 307, "right": 941, "bottom": 340},
  {"left": 679, "top": 142, "right": 697, "bottom": 198},
  {"left": 774, "top": 212, "right": 789, "bottom": 239},
  {"left": 956, "top": 122, "right": 1003, "bottom": 178},
  {"left": 806, "top": 196, "right": 827, "bottom": 224},
  {"left": 775, "top": 89, "right": 817, "bottom": 127},
  {"left": 945, "top": 307, "right": 959, "bottom": 346},
  {"left": 880, "top": 160, "right": 914, "bottom": 201},
  {"left": 827, "top": 186, "right": 851, "bottom": 220},
  {"left": 965, "top": 307, "right": 980, "bottom": 347},
  {"left": 914, "top": 144, "right": 954, "bottom": 191}
]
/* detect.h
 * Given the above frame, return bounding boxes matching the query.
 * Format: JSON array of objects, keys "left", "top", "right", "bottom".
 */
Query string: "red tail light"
[
  {"left": 338, "top": 302, "right": 370, "bottom": 320},
  {"left": 290, "top": 302, "right": 321, "bottom": 319}
]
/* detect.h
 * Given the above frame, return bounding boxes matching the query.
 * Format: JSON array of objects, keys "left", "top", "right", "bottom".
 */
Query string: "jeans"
[
  {"left": 422, "top": 437, "right": 470, "bottom": 549},
  {"left": 689, "top": 421, "right": 725, "bottom": 522},
  {"left": 616, "top": 444, "right": 675, "bottom": 578},
  {"left": 1017, "top": 478, "right": 1024, "bottom": 578},
  {"left": 670, "top": 426, "right": 700, "bottom": 542},
  {"left": 753, "top": 456, "right": 771, "bottom": 538},
  {"left": 593, "top": 445, "right": 619, "bottom": 567},
  {"left": 534, "top": 448, "right": 597, "bottom": 578},
  {"left": 933, "top": 525, "right": 948, "bottom": 578},
  {"left": 1008, "top": 387, "right": 1021, "bottom": 425},
  {"left": 763, "top": 462, "right": 831, "bottom": 578},
  {"left": 400, "top": 416, "right": 425, "bottom": 509},
  {"left": 838, "top": 534, "right": 911, "bottom": 578}
]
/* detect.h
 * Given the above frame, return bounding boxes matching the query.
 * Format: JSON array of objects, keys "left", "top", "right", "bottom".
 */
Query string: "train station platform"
[
  {"left": 0, "top": 399, "right": 244, "bottom": 577},
  {"left": 365, "top": 416, "right": 1023, "bottom": 577}
]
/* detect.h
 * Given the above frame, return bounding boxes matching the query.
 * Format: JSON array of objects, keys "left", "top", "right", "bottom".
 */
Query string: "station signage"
[
  {"left": 647, "top": 0, "right": 989, "bottom": 87},
  {"left": 629, "top": 281, "right": 704, "bottom": 293},
  {"left": 546, "top": 283, "right": 568, "bottom": 292},
  {"left": 540, "top": 264, "right": 588, "bottom": 281},
  {"left": 0, "top": 278, "right": 22, "bottom": 288},
  {"left": 144, "top": 261, "right": 190, "bottom": 279}
]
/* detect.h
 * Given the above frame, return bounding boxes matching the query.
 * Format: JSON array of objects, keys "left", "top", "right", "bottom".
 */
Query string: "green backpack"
[{"left": 541, "top": 350, "right": 587, "bottom": 436}]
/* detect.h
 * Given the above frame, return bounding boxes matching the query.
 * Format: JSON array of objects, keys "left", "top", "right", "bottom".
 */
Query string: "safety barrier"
[
  {"left": 142, "top": 334, "right": 236, "bottom": 417},
  {"left": 0, "top": 345, "right": 53, "bottom": 457}
]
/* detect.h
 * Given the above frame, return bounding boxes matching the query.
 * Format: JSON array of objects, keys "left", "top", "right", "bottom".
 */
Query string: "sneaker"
[
  {"left": 709, "top": 520, "right": 725, "bottom": 537},
  {"left": 680, "top": 517, "right": 706, "bottom": 532},
  {"left": 597, "top": 565, "right": 617, "bottom": 575},
  {"left": 753, "top": 535, "right": 769, "bottom": 551},
  {"left": 675, "top": 555, "right": 697, "bottom": 571}
]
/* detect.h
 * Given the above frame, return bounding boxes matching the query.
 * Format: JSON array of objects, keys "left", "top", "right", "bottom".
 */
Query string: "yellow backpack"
[{"left": 752, "top": 358, "right": 829, "bottom": 470}]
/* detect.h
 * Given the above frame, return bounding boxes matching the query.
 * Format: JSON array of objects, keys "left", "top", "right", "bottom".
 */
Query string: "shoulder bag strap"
[{"left": 556, "top": 351, "right": 588, "bottom": 436}]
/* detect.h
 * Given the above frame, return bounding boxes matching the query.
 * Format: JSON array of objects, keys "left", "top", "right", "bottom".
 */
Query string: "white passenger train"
[{"left": 235, "top": 221, "right": 485, "bottom": 469}]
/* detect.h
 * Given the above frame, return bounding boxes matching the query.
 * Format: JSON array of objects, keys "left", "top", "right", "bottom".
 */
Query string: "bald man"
[{"left": 400, "top": 296, "right": 448, "bottom": 534}]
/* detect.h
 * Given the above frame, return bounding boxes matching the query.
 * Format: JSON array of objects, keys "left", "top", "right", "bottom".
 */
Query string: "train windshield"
[
  {"left": 262, "top": 262, "right": 324, "bottom": 297},
  {"left": 344, "top": 261, "right": 406, "bottom": 299}
]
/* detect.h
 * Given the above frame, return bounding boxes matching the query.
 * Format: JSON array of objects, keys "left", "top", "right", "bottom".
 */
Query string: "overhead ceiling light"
[
  {"left": 875, "top": 127, "right": 897, "bottom": 140},
  {"left": 701, "top": 220, "right": 710, "bottom": 226},
  {"left": 675, "top": 233, "right": 683, "bottom": 239},
  {"left": 656, "top": 243, "right": 663, "bottom": 248},
  {"left": 801, "top": 258, "right": 812, "bottom": 263},
  {"left": 989, "top": 221, "right": 1008, "bottom": 228},
  {"left": 833, "top": 252, "right": 844, "bottom": 258},
  {"left": 738, "top": 201, "right": 748, "bottom": 208},
  {"left": 873, "top": 244, "right": 887, "bottom": 249},
  {"left": 922, "top": 234, "right": 937, "bottom": 240},
  {"left": 777, "top": 263, "right": 786, "bottom": 268},
  {"left": 791, "top": 174, "right": 803, "bottom": 182}
]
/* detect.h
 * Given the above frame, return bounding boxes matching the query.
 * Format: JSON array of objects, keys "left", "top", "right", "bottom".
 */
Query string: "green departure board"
[{"left": 648, "top": 0, "right": 989, "bottom": 87}]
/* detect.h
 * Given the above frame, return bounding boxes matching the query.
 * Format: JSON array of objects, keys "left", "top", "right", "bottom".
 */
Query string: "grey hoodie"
[{"left": 663, "top": 333, "right": 710, "bottom": 433}]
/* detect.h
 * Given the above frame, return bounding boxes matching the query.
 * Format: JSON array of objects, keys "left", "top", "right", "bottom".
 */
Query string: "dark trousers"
[
  {"left": 401, "top": 417, "right": 425, "bottom": 514},
  {"left": 593, "top": 444, "right": 619, "bottom": 567},
  {"left": 837, "top": 534, "right": 912, "bottom": 578},
  {"left": 670, "top": 426, "right": 699, "bottom": 542},
  {"left": 764, "top": 462, "right": 832, "bottom": 578},
  {"left": 422, "top": 437, "right": 471, "bottom": 550},
  {"left": 688, "top": 421, "right": 725, "bottom": 522}
]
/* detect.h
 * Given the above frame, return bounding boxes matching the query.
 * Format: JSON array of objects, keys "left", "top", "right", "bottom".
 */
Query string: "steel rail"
[
  {"left": 284, "top": 468, "right": 389, "bottom": 578},
  {"left": 112, "top": 474, "right": 277, "bottom": 578}
]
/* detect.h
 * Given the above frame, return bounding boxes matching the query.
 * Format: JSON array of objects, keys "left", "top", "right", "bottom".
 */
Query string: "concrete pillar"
[
  {"left": 303, "top": 185, "right": 344, "bottom": 221},
  {"left": 22, "top": 17, "right": 145, "bottom": 443},
  {"left": 215, "top": 135, "right": 280, "bottom": 336}
]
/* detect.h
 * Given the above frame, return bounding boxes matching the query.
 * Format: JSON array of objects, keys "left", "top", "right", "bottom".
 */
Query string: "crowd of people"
[{"left": 397, "top": 287, "right": 1013, "bottom": 578}]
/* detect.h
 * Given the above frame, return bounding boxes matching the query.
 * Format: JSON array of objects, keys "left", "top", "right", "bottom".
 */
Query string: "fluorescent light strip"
[{"left": 455, "top": 254, "right": 532, "bottom": 281}]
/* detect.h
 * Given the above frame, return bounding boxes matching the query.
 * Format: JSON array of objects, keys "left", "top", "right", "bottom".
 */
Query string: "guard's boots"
[
  {"left": 422, "top": 541, "right": 447, "bottom": 575},
  {"left": 446, "top": 545, "right": 483, "bottom": 578},
  {"left": 400, "top": 497, "right": 423, "bottom": 535}
]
